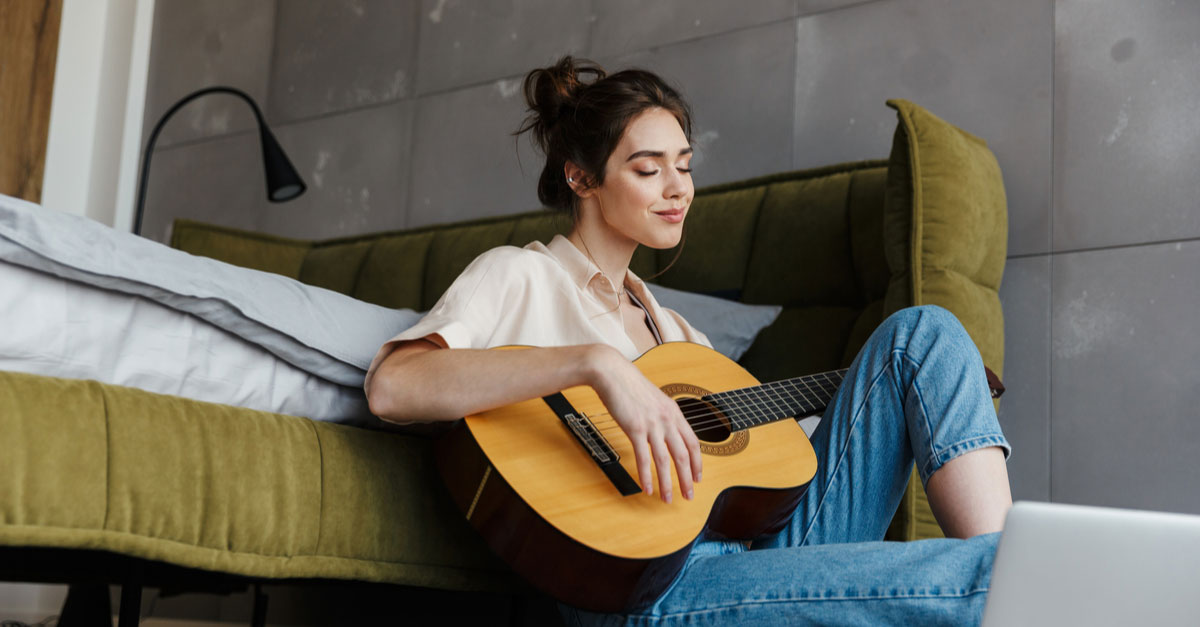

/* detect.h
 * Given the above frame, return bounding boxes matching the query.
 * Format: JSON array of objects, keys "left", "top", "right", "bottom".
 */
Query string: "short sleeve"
[{"left": 363, "top": 247, "right": 519, "bottom": 395}]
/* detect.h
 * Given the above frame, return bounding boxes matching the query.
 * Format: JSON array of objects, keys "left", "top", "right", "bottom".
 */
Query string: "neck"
[{"left": 567, "top": 200, "right": 638, "bottom": 289}]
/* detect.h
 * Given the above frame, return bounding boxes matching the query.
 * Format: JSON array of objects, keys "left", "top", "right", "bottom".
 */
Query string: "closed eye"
[{"left": 636, "top": 168, "right": 693, "bottom": 176}]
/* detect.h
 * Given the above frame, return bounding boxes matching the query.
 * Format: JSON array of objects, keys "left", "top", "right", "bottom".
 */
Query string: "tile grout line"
[
  {"left": 160, "top": 5, "right": 860, "bottom": 156},
  {"left": 790, "top": 14, "right": 799, "bottom": 170},
  {"left": 263, "top": 0, "right": 281, "bottom": 126},
  {"left": 402, "top": 0, "right": 424, "bottom": 231},
  {"left": 1048, "top": 0, "right": 1056, "bottom": 505}
]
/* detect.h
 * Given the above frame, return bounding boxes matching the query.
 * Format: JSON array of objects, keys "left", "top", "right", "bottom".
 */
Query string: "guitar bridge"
[{"left": 543, "top": 393, "right": 641, "bottom": 497}]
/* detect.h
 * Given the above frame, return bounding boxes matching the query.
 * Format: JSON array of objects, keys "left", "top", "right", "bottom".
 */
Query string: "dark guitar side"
[{"left": 435, "top": 419, "right": 810, "bottom": 613}]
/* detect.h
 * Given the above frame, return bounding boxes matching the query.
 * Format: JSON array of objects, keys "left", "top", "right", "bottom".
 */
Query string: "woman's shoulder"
[
  {"left": 465, "top": 243, "right": 560, "bottom": 273},
  {"left": 455, "top": 242, "right": 566, "bottom": 287}
]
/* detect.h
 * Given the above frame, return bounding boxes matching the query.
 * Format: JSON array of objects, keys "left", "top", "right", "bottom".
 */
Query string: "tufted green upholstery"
[
  {"left": 0, "top": 100, "right": 1006, "bottom": 594},
  {"left": 172, "top": 160, "right": 897, "bottom": 384},
  {"left": 170, "top": 101, "right": 1007, "bottom": 544}
]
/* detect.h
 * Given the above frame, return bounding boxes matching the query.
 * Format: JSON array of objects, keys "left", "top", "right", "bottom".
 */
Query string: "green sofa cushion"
[
  {"left": 883, "top": 98, "right": 1007, "bottom": 376},
  {"left": 0, "top": 370, "right": 516, "bottom": 591},
  {"left": 880, "top": 99, "right": 1009, "bottom": 541},
  {"left": 171, "top": 220, "right": 309, "bottom": 279}
]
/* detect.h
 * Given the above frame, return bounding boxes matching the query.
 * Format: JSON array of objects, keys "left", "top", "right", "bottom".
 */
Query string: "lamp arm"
[{"left": 133, "top": 86, "right": 267, "bottom": 236}]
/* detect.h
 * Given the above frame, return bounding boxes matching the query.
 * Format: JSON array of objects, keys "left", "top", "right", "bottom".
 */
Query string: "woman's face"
[{"left": 589, "top": 107, "right": 694, "bottom": 249}]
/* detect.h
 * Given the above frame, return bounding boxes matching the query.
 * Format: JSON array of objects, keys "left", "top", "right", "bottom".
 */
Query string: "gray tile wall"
[{"left": 140, "top": 0, "right": 1200, "bottom": 514}]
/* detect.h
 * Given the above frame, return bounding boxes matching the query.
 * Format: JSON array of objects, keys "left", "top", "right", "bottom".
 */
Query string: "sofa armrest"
[{"left": 882, "top": 98, "right": 1009, "bottom": 384}]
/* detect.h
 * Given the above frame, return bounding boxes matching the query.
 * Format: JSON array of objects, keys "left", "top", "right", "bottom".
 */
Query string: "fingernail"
[{"left": 686, "top": 488, "right": 694, "bottom": 500}]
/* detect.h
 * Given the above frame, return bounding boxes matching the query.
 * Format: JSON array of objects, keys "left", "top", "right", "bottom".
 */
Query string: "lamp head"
[{"left": 258, "top": 125, "right": 306, "bottom": 203}]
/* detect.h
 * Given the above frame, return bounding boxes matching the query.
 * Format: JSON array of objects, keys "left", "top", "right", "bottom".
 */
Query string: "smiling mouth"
[{"left": 653, "top": 208, "right": 686, "bottom": 223}]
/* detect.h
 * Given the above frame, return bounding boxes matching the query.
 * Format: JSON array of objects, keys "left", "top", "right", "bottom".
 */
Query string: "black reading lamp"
[{"left": 133, "top": 85, "right": 306, "bottom": 236}]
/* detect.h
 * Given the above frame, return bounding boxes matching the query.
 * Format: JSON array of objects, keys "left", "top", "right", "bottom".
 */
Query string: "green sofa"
[{"left": 0, "top": 99, "right": 1007, "bottom": 616}]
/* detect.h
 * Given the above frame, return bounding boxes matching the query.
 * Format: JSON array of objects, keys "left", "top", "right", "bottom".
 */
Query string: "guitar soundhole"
[
  {"left": 677, "top": 397, "right": 730, "bottom": 442},
  {"left": 661, "top": 383, "right": 749, "bottom": 456}
]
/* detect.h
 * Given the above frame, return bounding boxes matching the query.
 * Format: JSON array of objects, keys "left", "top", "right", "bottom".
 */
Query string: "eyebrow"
[{"left": 624, "top": 147, "right": 694, "bottom": 162}]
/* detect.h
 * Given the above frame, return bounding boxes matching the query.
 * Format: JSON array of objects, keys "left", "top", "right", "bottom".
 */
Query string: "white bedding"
[
  {"left": 0, "top": 194, "right": 421, "bottom": 387},
  {"left": 0, "top": 260, "right": 374, "bottom": 425},
  {"left": 0, "top": 193, "right": 796, "bottom": 430}
]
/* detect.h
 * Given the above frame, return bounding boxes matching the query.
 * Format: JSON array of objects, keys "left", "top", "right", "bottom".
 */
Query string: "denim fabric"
[{"left": 562, "top": 305, "right": 1011, "bottom": 626}]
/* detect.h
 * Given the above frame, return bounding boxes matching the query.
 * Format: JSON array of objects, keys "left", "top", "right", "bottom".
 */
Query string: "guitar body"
[{"left": 435, "top": 342, "right": 819, "bottom": 612}]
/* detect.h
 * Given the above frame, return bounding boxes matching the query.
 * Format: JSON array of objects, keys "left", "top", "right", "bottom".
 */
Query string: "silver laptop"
[{"left": 982, "top": 501, "right": 1200, "bottom": 626}]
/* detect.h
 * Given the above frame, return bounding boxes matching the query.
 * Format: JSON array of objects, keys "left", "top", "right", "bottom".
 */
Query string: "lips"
[{"left": 653, "top": 207, "right": 687, "bottom": 223}]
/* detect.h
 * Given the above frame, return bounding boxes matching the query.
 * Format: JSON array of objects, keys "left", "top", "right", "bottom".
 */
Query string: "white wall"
[
  {"left": 40, "top": 0, "right": 154, "bottom": 230},
  {"left": 2, "top": 1, "right": 156, "bottom": 617}
]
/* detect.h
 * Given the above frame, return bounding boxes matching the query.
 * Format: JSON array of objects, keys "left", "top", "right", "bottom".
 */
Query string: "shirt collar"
[{"left": 543, "top": 234, "right": 651, "bottom": 300}]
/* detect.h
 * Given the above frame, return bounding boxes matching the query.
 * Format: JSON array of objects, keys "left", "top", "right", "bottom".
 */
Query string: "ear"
[{"left": 563, "top": 161, "right": 594, "bottom": 198}]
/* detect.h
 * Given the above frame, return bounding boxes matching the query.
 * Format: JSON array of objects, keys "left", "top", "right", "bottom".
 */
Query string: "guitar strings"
[
  {"left": 585, "top": 393, "right": 826, "bottom": 437},
  {"left": 579, "top": 379, "right": 843, "bottom": 436},
  {"left": 546, "top": 372, "right": 845, "bottom": 440},
  {"left": 608, "top": 380, "right": 841, "bottom": 434}
]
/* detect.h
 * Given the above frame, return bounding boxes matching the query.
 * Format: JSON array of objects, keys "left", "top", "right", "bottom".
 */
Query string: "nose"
[{"left": 664, "top": 168, "right": 690, "bottom": 200}]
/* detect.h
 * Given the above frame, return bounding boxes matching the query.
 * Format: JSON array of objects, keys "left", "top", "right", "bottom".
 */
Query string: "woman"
[{"left": 365, "top": 56, "right": 1012, "bottom": 625}]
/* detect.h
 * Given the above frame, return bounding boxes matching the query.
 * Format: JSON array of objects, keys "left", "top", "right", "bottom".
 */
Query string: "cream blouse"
[{"left": 363, "top": 234, "right": 711, "bottom": 397}]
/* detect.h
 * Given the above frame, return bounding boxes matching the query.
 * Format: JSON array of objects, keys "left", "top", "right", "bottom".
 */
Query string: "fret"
[
  {"left": 787, "top": 379, "right": 819, "bottom": 415},
  {"left": 816, "top": 372, "right": 838, "bottom": 398},
  {"left": 751, "top": 386, "right": 787, "bottom": 424},
  {"left": 772, "top": 377, "right": 811, "bottom": 418},
  {"left": 716, "top": 389, "right": 754, "bottom": 429},
  {"left": 766, "top": 379, "right": 807, "bottom": 417},
  {"left": 735, "top": 387, "right": 768, "bottom": 426},
  {"left": 818, "top": 371, "right": 843, "bottom": 402},
  {"left": 798, "top": 376, "right": 824, "bottom": 408},
  {"left": 700, "top": 369, "right": 848, "bottom": 433},
  {"left": 724, "top": 384, "right": 753, "bottom": 425},
  {"left": 709, "top": 391, "right": 745, "bottom": 430},
  {"left": 796, "top": 376, "right": 826, "bottom": 410},
  {"left": 758, "top": 381, "right": 793, "bottom": 419}
]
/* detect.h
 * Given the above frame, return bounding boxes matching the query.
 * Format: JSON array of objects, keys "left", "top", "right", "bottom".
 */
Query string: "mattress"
[{"left": 0, "top": 260, "right": 372, "bottom": 425}]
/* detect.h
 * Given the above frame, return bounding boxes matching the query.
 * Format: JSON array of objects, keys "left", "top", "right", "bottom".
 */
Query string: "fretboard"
[{"left": 704, "top": 369, "right": 848, "bottom": 431}]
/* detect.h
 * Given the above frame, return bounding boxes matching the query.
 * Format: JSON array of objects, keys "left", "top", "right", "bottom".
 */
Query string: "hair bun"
[{"left": 519, "top": 56, "right": 606, "bottom": 154}]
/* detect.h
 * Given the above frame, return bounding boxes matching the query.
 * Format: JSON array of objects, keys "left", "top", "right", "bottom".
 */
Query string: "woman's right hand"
[{"left": 586, "top": 345, "right": 703, "bottom": 504}]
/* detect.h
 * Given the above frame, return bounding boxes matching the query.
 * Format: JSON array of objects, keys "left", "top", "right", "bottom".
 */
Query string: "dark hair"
[{"left": 515, "top": 56, "right": 693, "bottom": 217}]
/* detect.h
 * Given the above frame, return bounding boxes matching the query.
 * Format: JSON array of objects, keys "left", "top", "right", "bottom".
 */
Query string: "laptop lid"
[{"left": 982, "top": 501, "right": 1200, "bottom": 626}]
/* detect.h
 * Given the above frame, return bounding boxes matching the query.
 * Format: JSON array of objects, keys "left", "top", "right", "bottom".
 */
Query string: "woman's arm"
[{"left": 367, "top": 340, "right": 702, "bottom": 503}]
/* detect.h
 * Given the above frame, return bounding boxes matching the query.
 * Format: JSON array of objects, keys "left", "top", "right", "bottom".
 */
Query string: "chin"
[{"left": 643, "top": 228, "right": 684, "bottom": 250}]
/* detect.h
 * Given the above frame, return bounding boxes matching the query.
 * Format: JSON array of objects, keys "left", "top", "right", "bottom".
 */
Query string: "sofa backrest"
[
  {"left": 172, "top": 159, "right": 891, "bottom": 383},
  {"left": 172, "top": 99, "right": 1009, "bottom": 545}
]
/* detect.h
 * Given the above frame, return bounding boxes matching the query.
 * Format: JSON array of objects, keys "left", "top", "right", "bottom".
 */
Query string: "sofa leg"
[
  {"left": 117, "top": 562, "right": 144, "bottom": 627},
  {"left": 59, "top": 583, "right": 113, "bottom": 627},
  {"left": 250, "top": 583, "right": 269, "bottom": 627}
]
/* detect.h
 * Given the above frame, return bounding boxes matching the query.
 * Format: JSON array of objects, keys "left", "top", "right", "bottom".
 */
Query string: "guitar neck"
[{"left": 702, "top": 368, "right": 848, "bottom": 431}]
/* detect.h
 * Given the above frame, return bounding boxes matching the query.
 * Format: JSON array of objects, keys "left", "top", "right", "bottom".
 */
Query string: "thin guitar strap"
[{"left": 625, "top": 290, "right": 663, "bottom": 345}]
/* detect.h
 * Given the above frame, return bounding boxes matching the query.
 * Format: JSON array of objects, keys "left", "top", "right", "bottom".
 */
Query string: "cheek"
[{"left": 608, "top": 179, "right": 655, "bottom": 214}]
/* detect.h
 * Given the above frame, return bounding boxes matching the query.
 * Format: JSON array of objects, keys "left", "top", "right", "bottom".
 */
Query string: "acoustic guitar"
[{"left": 434, "top": 342, "right": 846, "bottom": 612}]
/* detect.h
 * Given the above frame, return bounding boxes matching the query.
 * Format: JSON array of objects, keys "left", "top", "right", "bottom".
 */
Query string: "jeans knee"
[
  {"left": 882, "top": 304, "right": 956, "bottom": 331},
  {"left": 880, "top": 305, "right": 974, "bottom": 350}
]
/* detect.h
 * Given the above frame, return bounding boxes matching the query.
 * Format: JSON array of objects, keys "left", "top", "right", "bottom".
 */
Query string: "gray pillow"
[
  {"left": 646, "top": 283, "right": 781, "bottom": 361},
  {"left": 0, "top": 194, "right": 420, "bottom": 386}
]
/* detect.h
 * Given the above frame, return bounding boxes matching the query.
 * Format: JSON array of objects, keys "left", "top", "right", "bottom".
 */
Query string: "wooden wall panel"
[{"left": 0, "top": 0, "right": 63, "bottom": 203}]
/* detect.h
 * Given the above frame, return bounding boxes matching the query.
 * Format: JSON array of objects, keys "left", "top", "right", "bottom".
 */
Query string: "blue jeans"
[{"left": 562, "top": 305, "right": 1012, "bottom": 626}]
